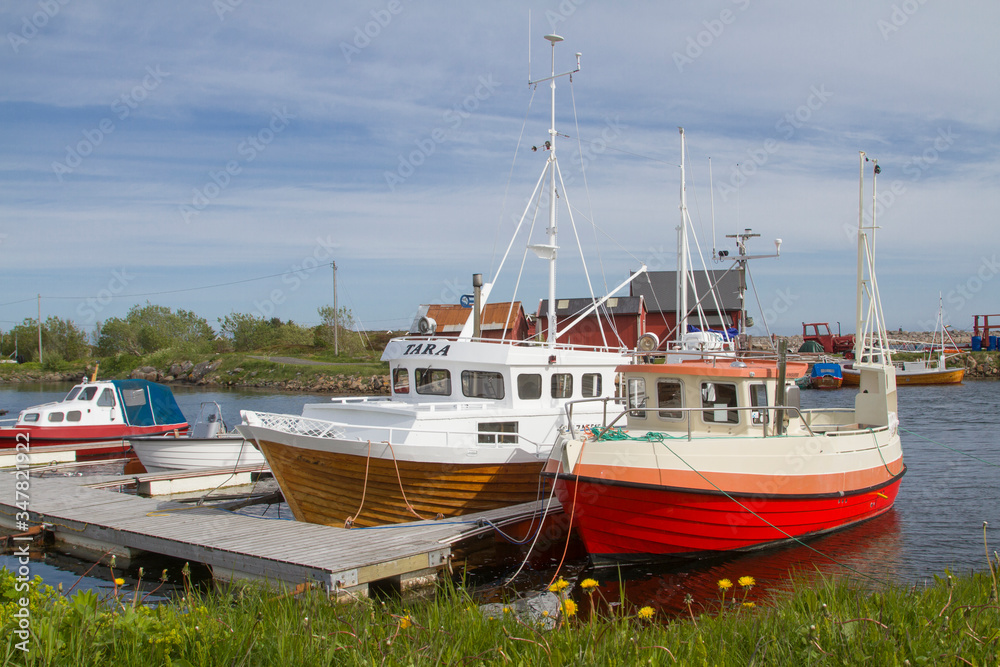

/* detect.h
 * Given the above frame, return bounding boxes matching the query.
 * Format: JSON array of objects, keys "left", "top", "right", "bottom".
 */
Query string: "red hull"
[
  {"left": 555, "top": 472, "right": 904, "bottom": 564},
  {"left": 0, "top": 423, "right": 186, "bottom": 457}
]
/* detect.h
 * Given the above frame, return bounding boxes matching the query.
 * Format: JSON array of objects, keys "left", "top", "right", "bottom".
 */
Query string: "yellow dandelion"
[
  {"left": 580, "top": 578, "right": 599, "bottom": 590},
  {"left": 114, "top": 578, "right": 125, "bottom": 586},
  {"left": 738, "top": 575, "right": 755, "bottom": 588},
  {"left": 399, "top": 615, "right": 411, "bottom": 630},
  {"left": 548, "top": 578, "right": 570, "bottom": 593},
  {"left": 742, "top": 601, "right": 756, "bottom": 608},
  {"left": 637, "top": 606, "right": 655, "bottom": 619},
  {"left": 561, "top": 598, "right": 578, "bottom": 617},
  {"left": 502, "top": 606, "right": 510, "bottom": 614},
  {"left": 717, "top": 578, "right": 732, "bottom": 591}
]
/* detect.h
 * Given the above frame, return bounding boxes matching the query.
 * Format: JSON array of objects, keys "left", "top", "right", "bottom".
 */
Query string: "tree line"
[{"left": 0, "top": 303, "right": 367, "bottom": 363}]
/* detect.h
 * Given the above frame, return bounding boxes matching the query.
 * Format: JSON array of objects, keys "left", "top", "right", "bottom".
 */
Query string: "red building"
[
  {"left": 407, "top": 302, "right": 529, "bottom": 340},
  {"left": 535, "top": 296, "right": 647, "bottom": 348},
  {"left": 630, "top": 270, "right": 742, "bottom": 344}
]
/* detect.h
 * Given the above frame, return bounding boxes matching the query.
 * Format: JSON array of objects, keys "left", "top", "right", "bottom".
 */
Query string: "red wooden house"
[
  {"left": 407, "top": 302, "right": 529, "bottom": 340},
  {"left": 535, "top": 296, "right": 646, "bottom": 348}
]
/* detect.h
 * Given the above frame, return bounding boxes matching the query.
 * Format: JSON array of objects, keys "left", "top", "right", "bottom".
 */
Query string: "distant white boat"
[{"left": 128, "top": 402, "right": 266, "bottom": 473}]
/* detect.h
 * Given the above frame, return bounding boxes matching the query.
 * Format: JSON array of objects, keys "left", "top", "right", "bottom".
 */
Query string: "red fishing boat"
[{"left": 544, "top": 151, "right": 905, "bottom": 564}]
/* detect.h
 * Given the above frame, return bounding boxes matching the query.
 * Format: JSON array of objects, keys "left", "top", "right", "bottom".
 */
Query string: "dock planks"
[{"left": 0, "top": 471, "right": 555, "bottom": 594}]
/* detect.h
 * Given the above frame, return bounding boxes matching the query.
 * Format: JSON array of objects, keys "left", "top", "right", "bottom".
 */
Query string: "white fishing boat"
[
  {"left": 129, "top": 402, "right": 265, "bottom": 473},
  {"left": 238, "top": 34, "right": 645, "bottom": 528},
  {"left": 544, "top": 151, "right": 905, "bottom": 565}
]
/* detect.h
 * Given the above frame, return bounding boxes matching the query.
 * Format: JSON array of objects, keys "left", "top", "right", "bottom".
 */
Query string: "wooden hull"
[
  {"left": 256, "top": 437, "right": 548, "bottom": 527},
  {"left": 810, "top": 375, "right": 843, "bottom": 390},
  {"left": 554, "top": 472, "right": 904, "bottom": 564},
  {"left": 843, "top": 367, "right": 964, "bottom": 386}
]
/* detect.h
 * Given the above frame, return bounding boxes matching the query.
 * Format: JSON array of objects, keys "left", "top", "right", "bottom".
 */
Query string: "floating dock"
[{"left": 0, "top": 470, "right": 556, "bottom": 596}]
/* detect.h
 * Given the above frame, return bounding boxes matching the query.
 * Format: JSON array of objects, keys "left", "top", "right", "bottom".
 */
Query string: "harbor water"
[{"left": 1, "top": 380, "right": 998, "bottom": 608}]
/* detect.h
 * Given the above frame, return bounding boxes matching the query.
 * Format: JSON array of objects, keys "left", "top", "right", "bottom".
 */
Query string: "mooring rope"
[
  {"left": 900, "top": 426, "right": 1000, "bottom": 468},
  {"left": 344, "top": 440, "right": 373, "bottom": 528}
]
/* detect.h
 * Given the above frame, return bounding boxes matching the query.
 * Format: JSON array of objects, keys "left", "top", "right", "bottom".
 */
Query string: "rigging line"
[
  {"left": 565, "top": 199, "right": 645, "bottom": 266},
  {"left": 745, "top": 265, "right": 777, "bottom": 351},
  {"left": 654, "top": 438, "right": 897, "bottom": 588},
  {"left": 490, "top": 85, "right": 537, "bottom": 280},
  {"left": 899, "top": 426, "right": 999, "bottom": 469},
  {"left": 568, "top": 76, "right": 610, "bottom": 297}
]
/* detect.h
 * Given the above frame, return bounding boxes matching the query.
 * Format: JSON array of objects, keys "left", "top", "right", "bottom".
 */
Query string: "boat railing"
[
  {"left": 565, "top": 398, "right": 816, "bottom": 441},
  {"left": 242, "top": 410, "right": 550, "bottom": 456},
  {"left": 388, "top": 334, "right": 630, "bottom": 356}
]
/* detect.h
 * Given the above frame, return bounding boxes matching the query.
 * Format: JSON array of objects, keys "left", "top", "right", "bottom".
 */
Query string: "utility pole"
[
  {"left": 37, "top": 294, "right": 42, "bottom": 364},
  {"left": 332, "top": 261, "right": 339, "bottom": 356}
]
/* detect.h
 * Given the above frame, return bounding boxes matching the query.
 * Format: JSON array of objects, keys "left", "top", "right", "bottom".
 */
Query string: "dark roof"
[
  {"left": 536, "top": 296, "right": 645, "bottom": 318},
  {"left": 630, "top": 270, "right": 741, "bottom": 314}
]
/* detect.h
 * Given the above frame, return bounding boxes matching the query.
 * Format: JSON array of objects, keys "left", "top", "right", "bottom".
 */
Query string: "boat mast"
[
  {"left": 527, "top": 34, "right": 579, "bottom": 348},
  {"left": 854, "top": 151, "right": 866, "bottom": 363},
  {"left": 677, "top": 128, "right": 689, "bottom": 343}
]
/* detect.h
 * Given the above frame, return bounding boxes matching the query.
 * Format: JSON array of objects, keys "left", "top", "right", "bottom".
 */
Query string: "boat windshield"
[
  {"left": 63, "top": 386, "right": 82, "bottom": 402},
  {"left": 78, "top": 387, "right": 99, "bottom": 402}
]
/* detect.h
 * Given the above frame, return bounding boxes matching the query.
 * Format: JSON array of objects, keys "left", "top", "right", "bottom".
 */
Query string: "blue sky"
[{"left": 1, "top": 0, "right": 998, "bottom": 339}]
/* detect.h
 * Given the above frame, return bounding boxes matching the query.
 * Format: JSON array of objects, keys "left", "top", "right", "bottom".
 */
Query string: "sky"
[{"left": 1, "top": 0, "right": 998, "bottom": 340}]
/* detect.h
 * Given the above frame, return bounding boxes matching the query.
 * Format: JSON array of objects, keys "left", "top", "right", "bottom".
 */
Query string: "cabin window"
[
  {"left": 80, "top": 387, "right": 98, "bottom": 401},
  {"left": 64, "top": 386, "right": 82, "bottom": 401},
  {"left": 462, "top": 371, "right": 505, "bottom": 400},
  {"left": 478, "top": 421, "right": 518, "bottom": 444},
  {"left": 581, "top": 373, "right": 602, "bottom": 398},
  {"left": 517, "top": 374, "right": 542, "bottom": 400},
  {"left": 627, "top": 378, "right": 647, "bottom": 419},
  {"left": 392, "top": 368, "right": 410, "bottom": 394},
  {"left": 122, "top": 388, "right": 147, "bottom": 407},
  {"left": 22, "top": 413, "right": 39, "bottom": 422},
  {"left": 47, "top": 412, "right": 64, "bottom": 422},
  {"left": 656, "top": 379, "right": 683, "bottom": 420},
  {"left": 551, "top": 373, "right": 573, "bottom": 399},
  {"left": 67, "top": 410, "right": 82, "bottom": 422},
  {"left": 415, "top": 368, "right": 451, "bottom": 396},
  {"left": 749, "top": 383, "right": 769, "bottom": 425},
  {"left": 97, "top": 388, "right": 115, "bottom": 407},
  {"left": 701, "top": 382, "right": 739, "bottom": 424}
]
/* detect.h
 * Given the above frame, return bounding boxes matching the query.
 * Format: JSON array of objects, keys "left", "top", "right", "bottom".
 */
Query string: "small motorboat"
[
  {"left": 809, "top": 362, "right": 843, "bottom": 389},
  {"left": 0, "top": 377, "right": 187, "bottom": 457},
  {"left": 128, "top": 402, "right": 265, "bottom": 473}
]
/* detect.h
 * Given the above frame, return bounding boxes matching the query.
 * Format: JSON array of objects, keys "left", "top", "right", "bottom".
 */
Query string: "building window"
[
  {"left": 581, "top": 373, "right": 602, "bottom": 398},
  {"left": 701, "top": 382, "right": 739, "bottom": 424},
  {"left": 551, "top": 373, "right": 573, "bottom": 399},
  {"left": 392, "top": 368, "right": 409, "bottom": 394},
  {"left": 47, "top": 412, "right": 64, "bottom": 422},
  {"left": 462, "top": 371, "right": 505, "bottom": 400},
  {"left": 656, "top": 379, "right": 683, "bottom": 420},
  {"left": 478, "top": 421, "right": 518, "bottom": 444},
  {"left": 517, "top": 374, "right": 542, "bottom": 400},
  {"left": 627, "top": 378, "right": 647, "bottom": 419},
  {"left": 415, "top": 368, "right": 451, "bottom": 396}
]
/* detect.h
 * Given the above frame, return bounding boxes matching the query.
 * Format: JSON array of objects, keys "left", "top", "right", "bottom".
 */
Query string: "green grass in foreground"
[{"left": 2, "top": 562, "right": 998, "bottom": 666}]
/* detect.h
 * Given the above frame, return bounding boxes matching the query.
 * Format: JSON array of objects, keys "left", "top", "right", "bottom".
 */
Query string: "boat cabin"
[
  {"left": 14, "top": 379, "right": 186, "bottom": 431},
  {"left": 616, "top": 358, "right": 809, "bottom": 437}
]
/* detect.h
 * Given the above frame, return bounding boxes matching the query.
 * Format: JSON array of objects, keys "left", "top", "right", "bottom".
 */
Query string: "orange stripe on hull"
[
  {"left": 572, "top": 459, "right": 904, "bottom": 496},
  {"left": 257, "top": 439, "right": 547, "bottom": 527}
]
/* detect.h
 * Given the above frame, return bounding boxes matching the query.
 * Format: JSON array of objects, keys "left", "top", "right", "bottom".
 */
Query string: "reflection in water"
[{"left": 576, "top": 510, "right": 903, "bottom": 617}]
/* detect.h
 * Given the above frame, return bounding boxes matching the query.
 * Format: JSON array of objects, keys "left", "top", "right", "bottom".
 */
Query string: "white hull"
[{"left": 130, "top": 434, "right": 266, "bottom": 473}]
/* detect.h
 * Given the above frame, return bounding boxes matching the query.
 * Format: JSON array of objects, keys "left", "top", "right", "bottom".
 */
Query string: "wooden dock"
[{"left": 0, "top": 470, "right": 557, "bottom": 596}]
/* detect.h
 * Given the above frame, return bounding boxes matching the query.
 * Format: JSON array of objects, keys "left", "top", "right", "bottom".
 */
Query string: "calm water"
[{"left": 2, "top": 380, "right": 998, "bottom": 610}]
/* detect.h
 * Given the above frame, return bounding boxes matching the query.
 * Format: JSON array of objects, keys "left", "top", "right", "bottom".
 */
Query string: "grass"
[{"left": 2, "top": 556, "right": 998, "bottom": 666}]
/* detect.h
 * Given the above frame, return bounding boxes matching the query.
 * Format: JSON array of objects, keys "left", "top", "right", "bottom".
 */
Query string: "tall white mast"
[
  {"left": 527, "top": 34, "right": 580, "bottom": 347},
  {"left": 677, "top": 128, "right": 689, "bottom": 342},
  {"left": 854, "top": 151, "right": 865, "bottom": 363}
]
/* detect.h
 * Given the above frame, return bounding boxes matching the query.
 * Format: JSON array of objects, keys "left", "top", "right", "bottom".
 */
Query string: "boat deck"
[{"left": 0, "top": 471, "right": 555, "bottom": 595}]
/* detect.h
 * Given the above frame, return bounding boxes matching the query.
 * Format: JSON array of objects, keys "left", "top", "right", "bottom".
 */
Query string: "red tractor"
[{"left": 802, "top": 322, "right": 854, "bottom": 354}]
